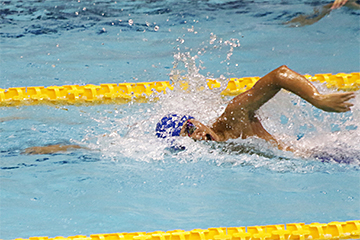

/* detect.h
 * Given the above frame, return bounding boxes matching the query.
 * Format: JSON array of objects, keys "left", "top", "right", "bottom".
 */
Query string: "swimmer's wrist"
[{"left": 311, "top": 93, "right": 324, "bottom": 109}]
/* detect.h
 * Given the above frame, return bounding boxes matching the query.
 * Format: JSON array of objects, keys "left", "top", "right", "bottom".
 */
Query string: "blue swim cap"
[{"left": 155, "top": 113, "right": 194, "bottom": 139}]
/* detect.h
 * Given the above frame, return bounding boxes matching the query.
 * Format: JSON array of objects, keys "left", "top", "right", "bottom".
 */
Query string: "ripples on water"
[
  {"left": 2, "top": 0, "right": 359, "bottom": 37},
  {"left": 1, "top": 0, "right": 359, "bottom": 86},
  {"left": 0, "top": 0, "right": 326, "bottom": 38}
]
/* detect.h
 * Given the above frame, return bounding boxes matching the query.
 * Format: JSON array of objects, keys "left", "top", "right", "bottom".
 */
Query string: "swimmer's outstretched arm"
[
  {"left": 23, "top": 133, "right": 113, "bottom": 155},
  {"left": 23, "top": 144, "right": 87, "bottom": 155},
  {"left": 227, "top": 65, "right": 355, "bottom": 113},
  {"left": 285, "top": 0, "right": 359, "bottom": 26},
  {"left": 285, "top": 4, "right": 332, "bottom": 27}
]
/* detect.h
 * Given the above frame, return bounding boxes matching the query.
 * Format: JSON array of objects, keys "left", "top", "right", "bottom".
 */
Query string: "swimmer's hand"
[
  {"left": 331, "top": 0, "right": 348, "bottom": 9},
  {"left": 23, "top": 144, "right": 86, "bottom": 155},
  {"left": 313, "top": 92, "right": 355, "bottom": 112}
]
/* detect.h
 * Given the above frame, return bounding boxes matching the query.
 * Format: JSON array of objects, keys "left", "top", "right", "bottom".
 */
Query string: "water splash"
[
  {"left": 259, "top": 86, "right": 360, "bottom": 165},
  {"left": 90, "top": 45, "right": 359, "bottom": 172},
  {"left": 171, "top": 33, "right": 241, "bottom": 87}
]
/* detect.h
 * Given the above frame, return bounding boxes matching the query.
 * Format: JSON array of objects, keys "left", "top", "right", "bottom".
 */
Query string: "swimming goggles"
[{"left": 185, "top": 120, "right": 196, "bottom": 137}]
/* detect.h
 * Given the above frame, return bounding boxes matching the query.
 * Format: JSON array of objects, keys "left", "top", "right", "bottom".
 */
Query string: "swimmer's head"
[{"left": 155, "top": 113, "right": 194, "bottom": 139}]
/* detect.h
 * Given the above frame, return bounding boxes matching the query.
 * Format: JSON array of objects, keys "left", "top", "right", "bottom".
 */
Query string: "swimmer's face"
[{"left": 180, "top": 119, "right": 218, "bottom": 141}]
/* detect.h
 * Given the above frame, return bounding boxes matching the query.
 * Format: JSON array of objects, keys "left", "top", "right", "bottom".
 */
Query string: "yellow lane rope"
[
  {"left": 0, "top": 72, "right": 359, "bottom": 107},
  {"left": 13, "top": 220, "right": 360, "bottom": 240}
]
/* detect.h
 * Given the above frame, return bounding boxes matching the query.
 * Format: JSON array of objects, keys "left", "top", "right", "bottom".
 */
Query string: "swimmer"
[
  {"left": 23, "top": 65, "right": 355, "bottom": 154},
  {"left": 285, "top": 0, "right": 360, "bottom": 27},
  {"left": 156, "top": 65, "right": 355, "bottom": 151}
]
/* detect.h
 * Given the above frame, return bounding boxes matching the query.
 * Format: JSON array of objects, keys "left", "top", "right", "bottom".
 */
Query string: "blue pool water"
[{"left": 1, "top": 0, "right": 360, "bottom": 239}]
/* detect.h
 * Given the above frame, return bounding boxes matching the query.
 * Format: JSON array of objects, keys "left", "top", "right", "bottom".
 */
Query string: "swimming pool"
[{"left": 0, "top": 0, "right": 359, "bottom": 239}]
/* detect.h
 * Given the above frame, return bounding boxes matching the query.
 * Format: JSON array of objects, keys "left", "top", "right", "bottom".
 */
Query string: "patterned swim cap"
[{"left": 155, "top": 113, "right": 194, "bottom": 138}]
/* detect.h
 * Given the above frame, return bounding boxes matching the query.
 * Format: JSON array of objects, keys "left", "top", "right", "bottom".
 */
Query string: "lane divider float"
[
  {"left": 13, "top": 220, "right": 360, "bottom": 240},
  {"left": 1, "top": 72, "right": 359, "bottom": 107}
]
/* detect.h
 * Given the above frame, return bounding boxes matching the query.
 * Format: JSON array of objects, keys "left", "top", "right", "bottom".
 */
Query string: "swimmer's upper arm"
[{"left": 227, "top": 70, "right": 280, "bottom": 113}]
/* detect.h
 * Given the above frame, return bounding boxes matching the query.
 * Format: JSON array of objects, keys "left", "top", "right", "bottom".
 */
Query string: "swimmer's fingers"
[
  {"left": 331, "top": 0, "right": 348, "bottom": 9},
  {"left": 315, "top": 92, "right": 355, "bottom": 112},
  {"left": 22, "top": 146, "right": 45, "bottom": 155},
  {"left": 339, "top": 92, "right": 355, "bottom": 101},
  {"left": 337, "top": 101, "right": 354, "bottom": 112},
  {"left": 332, "top": 92, "right": 355, "bottom": 112}
]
